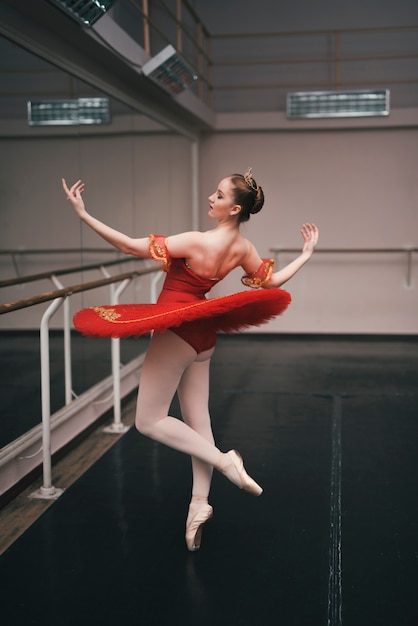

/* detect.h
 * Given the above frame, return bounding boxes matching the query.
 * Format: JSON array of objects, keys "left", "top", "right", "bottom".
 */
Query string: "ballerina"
[{"left": 62, "top": 169, "right": 318, "bottom": 551}]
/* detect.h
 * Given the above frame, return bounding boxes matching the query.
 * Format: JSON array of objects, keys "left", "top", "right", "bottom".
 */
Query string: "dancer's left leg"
[
  {"left": 135, "top": 330, "right": 263, "bottom": 499},
  {"left": 177, "top": 353, "right": 214, "bottom": 499},
  {"left": 135, "top": 331, "right": 221, "bottom": 466}
]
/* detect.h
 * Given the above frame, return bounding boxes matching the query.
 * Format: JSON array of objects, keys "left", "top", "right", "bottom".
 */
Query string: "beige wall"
[
  {"left": 199, "top": 128, "right": 418, "bottom": 334},
  {"left": 1, "top": 123, "right": 417, "bottom": 334}
]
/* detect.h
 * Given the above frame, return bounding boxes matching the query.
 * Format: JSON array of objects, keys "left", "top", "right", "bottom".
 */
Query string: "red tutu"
[{"left": 73, "top": 288, "right": 291, "bottom": 338}]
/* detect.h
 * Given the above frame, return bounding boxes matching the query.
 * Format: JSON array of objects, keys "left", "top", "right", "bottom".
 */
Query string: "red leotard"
[
  {"left": 73, "top": 235, "right": 292, "bottom": 349},
  {"left": 156, "top": 256, "right": 219, "bottom": 352}
]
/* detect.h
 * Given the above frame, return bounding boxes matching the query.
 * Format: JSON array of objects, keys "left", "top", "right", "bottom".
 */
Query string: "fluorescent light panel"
[
  {"left": 142, "top": 45, "right": 198, "bottom": 95},
  {"left": 49, "top": 0, "right": 117, "bottom": 26},
  {"left": 28, "top": 98, "right": 110, "bottom": 126},
  {"left": 287, "top": 89, "right": 390, "bottom": 119}
]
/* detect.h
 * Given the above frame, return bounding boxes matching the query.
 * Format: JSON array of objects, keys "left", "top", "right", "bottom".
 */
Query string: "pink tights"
[{"left": 135, "top": 330, "right": 221, "bottom": 498}]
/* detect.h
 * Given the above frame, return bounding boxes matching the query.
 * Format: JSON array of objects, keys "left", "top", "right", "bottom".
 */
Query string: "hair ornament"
[{"left": 244, "top": 167, "right": 258, "bottom": 191}]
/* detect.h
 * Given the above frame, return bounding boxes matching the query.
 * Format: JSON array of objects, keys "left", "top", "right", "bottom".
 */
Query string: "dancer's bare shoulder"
[
  {"left": 240, "top": 239, "right": 263, "bottom": 274},
  {"left": 165, "top": 231, "right": 205, "bottom": 258}
]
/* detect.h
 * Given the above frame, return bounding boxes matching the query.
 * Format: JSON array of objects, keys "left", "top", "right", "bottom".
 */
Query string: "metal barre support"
[
  {"left": 100, "top": 266, "right": 132, "bottom": 434},
  {"left": 29, "top": 295, "right": 66, "bottom": 501},
  {"left": 51, "top": 275, "right": 73, "bottom": 406},
  {"left": 270, "top": 246, "right": 417, "bottom": 288},
  {"left": 0, "top": 260, "right": 159, "bottom": 501}
]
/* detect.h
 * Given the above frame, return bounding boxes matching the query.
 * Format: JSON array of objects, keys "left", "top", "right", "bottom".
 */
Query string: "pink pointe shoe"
[
  {"left": 217, "top": 450, "right": 263, "bottom": 496},
  {"left": 185, "top": 497, "right": 213, "bottom": 552}
]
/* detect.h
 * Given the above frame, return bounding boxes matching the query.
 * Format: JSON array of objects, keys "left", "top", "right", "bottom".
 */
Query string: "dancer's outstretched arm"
[
  {"left": 62, "top": 178, "right": 151, "bottom": 257},
  {"left": 266, "top": 222, "right": 319, "bottom": 288},
  {"left": 62, "top": 178, "right": 203, "bottom": 259}
]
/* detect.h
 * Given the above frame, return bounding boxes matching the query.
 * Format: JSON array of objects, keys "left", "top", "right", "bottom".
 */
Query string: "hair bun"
[
  {"left": 250, "top": 188, "right": 264, "bottom": 214},
  {"left": 229, "top": 171, "right": 265, "bottom": 223}
]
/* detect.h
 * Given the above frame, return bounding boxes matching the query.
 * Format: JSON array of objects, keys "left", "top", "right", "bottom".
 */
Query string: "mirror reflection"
[{"left": 0, "top": 33, "right": 194, "bottom": 447}]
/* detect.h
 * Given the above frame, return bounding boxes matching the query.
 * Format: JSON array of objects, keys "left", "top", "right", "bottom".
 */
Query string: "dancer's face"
[{"left": 208, "top": 177, "right": 241, "bottom": 221}]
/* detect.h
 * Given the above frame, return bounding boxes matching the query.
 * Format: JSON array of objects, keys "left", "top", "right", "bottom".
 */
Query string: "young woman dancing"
[{"left": 62, "top": 169, "right": 318, "bottom": 551}]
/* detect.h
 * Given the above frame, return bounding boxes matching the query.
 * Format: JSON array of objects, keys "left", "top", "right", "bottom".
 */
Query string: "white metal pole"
[
  {"left": 63, "top": 297, "right": 73, "bottom": 404},
  {"left": 29, "top": 296, "right": 65, "bottom": 500},
  {"left": 51, "top": 275, "right": 73, "bottom": 405},
  {"left": 109, "top": 277, "right": 131, "bottom": 432},
  {"left": 100, "top": 269, "right": 132, "bottom": 434}
]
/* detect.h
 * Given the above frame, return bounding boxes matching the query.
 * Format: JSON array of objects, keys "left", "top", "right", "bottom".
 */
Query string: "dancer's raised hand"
[
  {"left": 62, "top": 178, "right": 87, "bottom": 218},
  {"left": 300, "top": 223, "right": 319, "bottom": 256}
]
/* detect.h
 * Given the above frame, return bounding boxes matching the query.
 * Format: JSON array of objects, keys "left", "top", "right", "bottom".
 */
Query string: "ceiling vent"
[
  {"left": 142, "top": 45, "right": 198, "bottom": 95},
  {"left": 48, "top": 0, "right": 117, "bottom": 27},
  {"left": 28, "top": 98, "right": 110, "bottom": 126},
  {"left": 287, "top": 89, "right": 390, "bottom": 119}
]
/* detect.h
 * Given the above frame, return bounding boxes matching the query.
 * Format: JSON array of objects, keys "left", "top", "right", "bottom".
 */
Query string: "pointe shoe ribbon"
[
  {"left": 218, "top": 450, "right": 263, "bottom": 496},
  {"left": 185, "top": 504, "right": 213, "bottom": 551}
]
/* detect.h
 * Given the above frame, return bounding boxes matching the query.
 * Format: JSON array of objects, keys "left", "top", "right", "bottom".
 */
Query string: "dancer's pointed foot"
[
  {"left": 185, "top": 496, "right": 213, "bottom": 552},
  {"left": 216, "top": 450, "right": 263, "bottom": 496}
]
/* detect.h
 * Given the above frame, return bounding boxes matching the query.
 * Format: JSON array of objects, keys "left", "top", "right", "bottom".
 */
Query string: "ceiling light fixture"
[
  {"left": 142, "top": 45, "right": 198, "bottom": 95},
  {"left": 48, "top": 0, "right": 117, "bottom": 27},
  {"left": 287, "top": 89, "right": 390, "bottom": 119},
  {"left": 27, "top": 98, "right": 110, "bottom": 126}
]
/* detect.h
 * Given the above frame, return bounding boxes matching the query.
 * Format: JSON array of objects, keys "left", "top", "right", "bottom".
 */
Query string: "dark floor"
[
  {"left": 0, "top": 330, "right": 150, "bottom": 448},
  {"left": 1, "top": 333, "right": 418, "bottom": 626}
]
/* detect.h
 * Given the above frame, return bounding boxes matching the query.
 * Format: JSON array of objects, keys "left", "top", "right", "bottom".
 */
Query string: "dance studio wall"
[
  {"left": 199, "top": 127, "right": 418, "bottom": 335},
  {"left": 0, "top": 130, "right": 193, "bottom": 329}
]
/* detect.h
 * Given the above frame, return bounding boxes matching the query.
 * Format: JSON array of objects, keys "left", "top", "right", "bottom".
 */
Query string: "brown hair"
[{"left": 229, "top": 171, "right": 264, "bottom": 223}]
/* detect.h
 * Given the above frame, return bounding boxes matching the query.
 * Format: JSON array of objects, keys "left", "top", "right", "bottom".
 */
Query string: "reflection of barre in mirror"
[{"left": 62, "top": 170, "right": 318, "bottom": 552}]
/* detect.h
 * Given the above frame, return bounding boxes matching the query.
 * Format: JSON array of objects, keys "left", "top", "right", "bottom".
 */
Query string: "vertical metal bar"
[
  {"left": 29, "top": 297, "right": 65, "bottom": 500},
  {"left": 63, "top": 297, "right": 73, "bottom": 404},
  {"left": 334, "top": 31, "right": 341, "bottom": 90},
  {"left": 142, "top": 0, "right": 151, "bottom": 56},
  {"left": 273, "top": 250, "right": 280, "bottom": 267},
  {"left": 405, "top": 248, "right": 412, "bottom": 288},
  {"left": 51, "top": 275, "right": 73, "bottom": 405},
  {"left": 102, "top": 275, "right": 131, "bottom": 434},
  {"left": 40, "top": 304, "right": 57, "bottom": 492},
  {"left": 112, "top": 278, "right": 131, "bottom": 427},
  {"left": 111, "top": 332, "right": 122, "bottom": 424},
  {"left": 176, "top": 0, "right": 182, "bottom": 52},
  {"left": 11, "top": 252, "right": 20, "bottom": 278}
]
